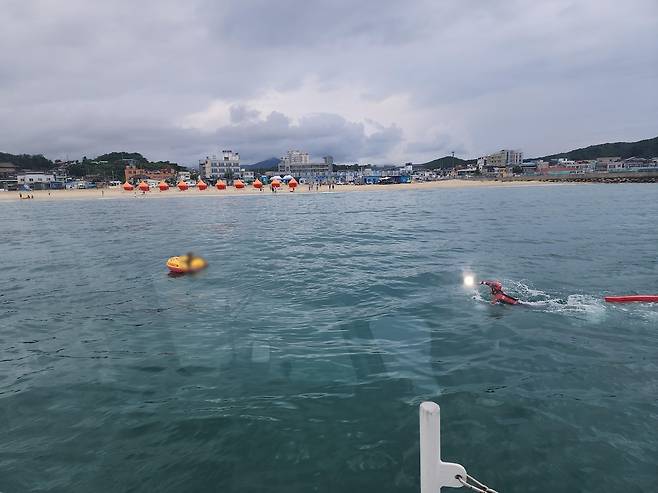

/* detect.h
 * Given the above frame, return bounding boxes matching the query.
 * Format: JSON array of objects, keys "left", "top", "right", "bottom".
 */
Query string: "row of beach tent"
[{"left": 123, "top": 175, "right": 298, "bottom": 192}]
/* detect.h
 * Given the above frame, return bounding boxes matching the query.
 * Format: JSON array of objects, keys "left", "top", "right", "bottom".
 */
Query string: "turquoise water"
[{"left": 1, "top": 184, "right": 657, "bottom": 492}]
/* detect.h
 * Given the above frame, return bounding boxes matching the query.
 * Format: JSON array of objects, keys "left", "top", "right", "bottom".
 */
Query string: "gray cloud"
[{"left": 1, "top": 0, "right": 656, "bottom": 166}]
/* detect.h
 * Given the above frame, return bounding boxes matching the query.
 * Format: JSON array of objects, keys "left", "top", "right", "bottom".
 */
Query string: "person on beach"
[{"left": 480, "top": 280, "right": 520, "bottom": 305}]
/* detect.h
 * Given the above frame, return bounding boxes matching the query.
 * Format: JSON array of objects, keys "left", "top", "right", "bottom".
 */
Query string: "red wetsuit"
[{"left": 480, "top": 280, "right": 520, "bottom": 305}]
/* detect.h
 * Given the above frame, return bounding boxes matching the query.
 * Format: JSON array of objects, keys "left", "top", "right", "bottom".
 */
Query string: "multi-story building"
[
  {"left": 124, "top": 165, "right": 176, "bottom": 182},
  {"left": 623, "top": 157, "right": 653, "bottom": 170},
  {"left": 595, "top": 157, "right": 620, "bottom": 172},
  {"left": 477, "top": 149, "right": 523, "bottom": 171},
  {"left": 278, "top": 150, "right": 333, "bottom": 178},
  {"left": 573, "top": 160, "right": 596, "bottom": 173},
  {"left": 199, "top": 150, "right": 241, "bottom": 179}
]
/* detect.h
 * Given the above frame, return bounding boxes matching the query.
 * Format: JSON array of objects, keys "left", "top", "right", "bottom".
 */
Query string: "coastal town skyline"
[{"left": 2, "top": 1, "right": 657, "bottom": 167}]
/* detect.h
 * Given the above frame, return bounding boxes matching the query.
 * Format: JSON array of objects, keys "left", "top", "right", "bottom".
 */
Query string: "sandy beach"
[{"left": 0, "top": 179, "right": 566, "bottom": 202}]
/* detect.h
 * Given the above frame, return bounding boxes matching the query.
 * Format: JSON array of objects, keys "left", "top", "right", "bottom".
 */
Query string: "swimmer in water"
[{"left": 480, "top": 280, "right": 520, "bottom": 305}]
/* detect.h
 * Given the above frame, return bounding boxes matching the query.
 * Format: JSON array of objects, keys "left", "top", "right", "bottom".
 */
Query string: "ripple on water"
[{"left": 0, "top": 185, "right": 657, "bottom": 492}]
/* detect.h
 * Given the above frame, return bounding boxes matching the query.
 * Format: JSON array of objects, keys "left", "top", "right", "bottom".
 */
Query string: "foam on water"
[{"left": 472, "top": 279, "right": 608, "bottom": 321}]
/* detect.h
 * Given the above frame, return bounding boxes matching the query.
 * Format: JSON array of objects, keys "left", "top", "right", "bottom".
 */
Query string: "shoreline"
[{"left": 0, "top": 179, "right": 576, "bottom": 202}]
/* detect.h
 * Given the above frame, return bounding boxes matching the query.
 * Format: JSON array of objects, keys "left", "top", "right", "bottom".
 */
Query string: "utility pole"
[{"left": 451, "top": 151, "right": 455, "bottom": 170}]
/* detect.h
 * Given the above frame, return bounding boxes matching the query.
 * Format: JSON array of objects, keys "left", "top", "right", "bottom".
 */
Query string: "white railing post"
[{"left": 420, "top": 402, "right": 467, "bottom": 492}]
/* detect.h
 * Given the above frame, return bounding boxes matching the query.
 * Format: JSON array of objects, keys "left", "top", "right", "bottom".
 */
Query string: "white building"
[
  {"left": 477, "top": 149, "right": 524, "bottom": 172},
  {"left": 242, "top": 170, "right": 255, "bottom": 182},
  {"left": 17, "top": 172, "right": 55, "bottom": 189},
  {"left": 199, "top": 150, "right": 241, "bottom": 179},
  {"left": 278, "top": 150, "right": 333, "bottom": 177},
  {"left": 177, "top": 171, "right": 191, "bottom": 181},
  {"left": 279, "top": 150, "right": 310, "bottom": 171}
]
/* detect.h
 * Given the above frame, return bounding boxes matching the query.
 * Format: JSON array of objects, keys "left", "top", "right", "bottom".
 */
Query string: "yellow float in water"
[{"left": 166, "top": 255, "right": 207, "bottom": 274}]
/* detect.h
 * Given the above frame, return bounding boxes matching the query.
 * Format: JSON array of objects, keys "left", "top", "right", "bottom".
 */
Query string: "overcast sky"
[{"left": 2, "top": 0, "right": 657, "bottom": 165}]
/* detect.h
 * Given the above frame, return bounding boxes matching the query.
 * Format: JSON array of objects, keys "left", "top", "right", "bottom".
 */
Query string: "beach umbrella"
[
  {"left": 283, "top": 174, "right": 294, "bottom": 181},
  {"left": 216, "top": 180, "right": 226, "bottom": 190},
  {"left": 260, "top": 175, "right": 269, "bottom": 184},
  {"left": 271, "top": 179, "right": 281, "bottom": 188},
  {"left": 271, "top": 175, "right": 283, "bottom": 182},
  {"left": 138, "top": 181, "right": 150, "bottom": 192},
  {"left": 197, "top": 179, "right": 208, "bottom": 191},
  {"left": 234, "top": 179, "right": 245, "bottom": 189},
  {"left": 122, "top": 181, "right": 134, "bottom": 191},
  {"left": 177, "top": 180, "right": 189, "bottom": 191},
  {"left": 158, "top": 181, "right": 169, "bottom": 191},
  {"left": 253, "top": 179, "right": 263, "bottom": 189},
  {"left": 288, "top": 178, "right": 298, "bottom": 190}
]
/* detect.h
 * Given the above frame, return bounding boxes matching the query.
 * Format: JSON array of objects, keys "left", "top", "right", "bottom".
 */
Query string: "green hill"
[
  {"left": 536, "top": 135, "right": 658, "bottom": 161},
  {"left": 0, "top": 152, "right": 52, "bottom": 170},
  {"left": 64, "top": 152, "right": 185, "bottom": 179},
  {"left": 94, "top": 151, "right": 149, "bottom": 164},
  {"left": 416, "top": 155, "right": 475, "bottom": 169},
  {"left": 0, "top": 151, "right": 185, "bottom": 179}
]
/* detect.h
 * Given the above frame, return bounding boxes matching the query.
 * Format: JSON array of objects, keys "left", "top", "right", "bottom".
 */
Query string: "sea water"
[{"left": 1, "top": 184, "right": 657, "bottom": 492}]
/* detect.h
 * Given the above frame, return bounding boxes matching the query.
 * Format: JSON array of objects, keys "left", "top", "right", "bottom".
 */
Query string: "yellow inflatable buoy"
[{"left": 166, "top": 255, "right": 207, "bottom": 274}]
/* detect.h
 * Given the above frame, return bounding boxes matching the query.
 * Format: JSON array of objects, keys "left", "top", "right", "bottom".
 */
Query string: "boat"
[
  {"left": 166, "top": 255, "right": 207, "bottom": 274},
  {"left": 604, "top": 295, "right": 658, "bottom": 303}
]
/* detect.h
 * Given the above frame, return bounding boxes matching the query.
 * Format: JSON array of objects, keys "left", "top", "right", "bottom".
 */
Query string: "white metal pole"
[{"left": 420, "top": 402, "right": 467, "bottom": 492}]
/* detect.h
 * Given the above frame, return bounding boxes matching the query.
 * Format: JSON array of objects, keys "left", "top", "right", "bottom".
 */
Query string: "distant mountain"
[
  {"left": 416, "top": 155, "right": 475, "bottom": 169},
  {"left": 243, "top": 157, "right": 280, "bottom": 171},
  {"left": 536, "top": 135, "right": 658, "bottom": 161}
]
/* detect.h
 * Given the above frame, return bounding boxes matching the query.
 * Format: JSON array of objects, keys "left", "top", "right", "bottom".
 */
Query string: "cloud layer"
[{"left": 1, "top": 0, "right": 657, "bottom": 165}]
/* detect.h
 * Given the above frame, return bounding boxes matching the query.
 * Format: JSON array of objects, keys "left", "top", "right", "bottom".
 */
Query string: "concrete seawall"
[{"left": 499, "top": 171, "right": 658, "bottom": 183}]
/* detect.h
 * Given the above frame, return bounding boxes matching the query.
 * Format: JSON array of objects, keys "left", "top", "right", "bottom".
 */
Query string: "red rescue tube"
[{"left": 604, "top": 295, "right": 658, "bottom": 303}]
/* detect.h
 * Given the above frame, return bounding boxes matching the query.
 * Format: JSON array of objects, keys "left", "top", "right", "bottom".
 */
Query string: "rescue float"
[
  {"left": 604, "top": 295, "right": 658, "bottom": 303},
  {"left": 166, "top": 255, "right": 207, "bottom": 274}
]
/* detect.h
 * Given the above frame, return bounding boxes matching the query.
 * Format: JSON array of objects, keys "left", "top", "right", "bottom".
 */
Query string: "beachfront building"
[
  {"left": 242, "top": 170, "right": 255, "bottom": 183},
  {"left": 199, "top": 150, "right": 241, "bottom": 179},
  {"left": 354, "top": 163, "right": 414, "bottom": 184},
  {"left": 477, "top": 149, "right": 523, "bottom": 174},
  {"left": 124, "top": 165, "right": 176, "bottom": 182},
  {"left": 622, "top": 157, "right": 658, "bottom": 171},
  {"left": 17, "top": 172, "right": 55, "bottom": 190},
  {"left": 278, "top": 150, "right": 333, "bottom": 179},
  {"left": 412, "top": 170, "right": 439, "bottom": 181},
  {"left": 595, "top": 157, "right": 621, "bottom": 172},
  {"left": 0, "top": 162, "right": 18, "bottom": 190},
  {"left": 520, "top": 162, "right": 539, "bottom": 174},
  {"left": 573, "top": 160, "right": 597, "bottom": 173},
  {"left": 0, "top": 162, "right": 18, "bottom": 177}
]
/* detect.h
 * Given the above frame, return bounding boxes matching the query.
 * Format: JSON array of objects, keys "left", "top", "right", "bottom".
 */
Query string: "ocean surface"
[{"left": 1, "top": 184, "right": 657, "bottom": 492}]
